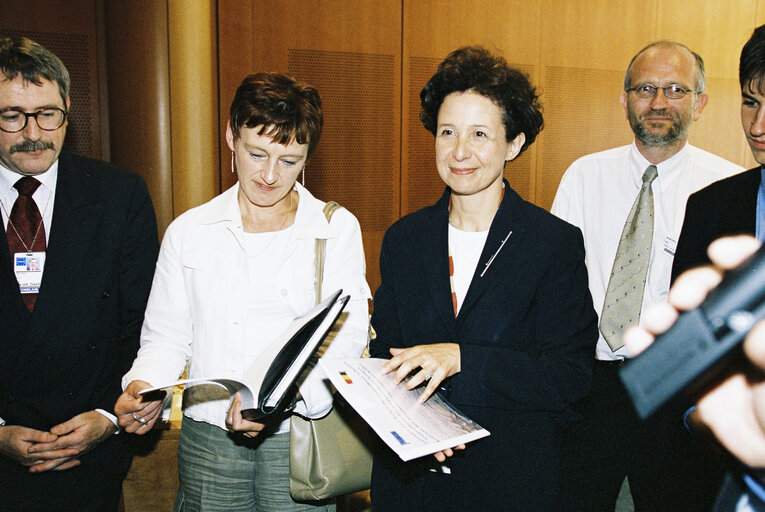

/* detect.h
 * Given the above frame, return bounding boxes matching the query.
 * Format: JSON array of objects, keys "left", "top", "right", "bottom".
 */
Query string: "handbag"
[{"left": 288, "top": 201, "right": 374, "bottom": 501}]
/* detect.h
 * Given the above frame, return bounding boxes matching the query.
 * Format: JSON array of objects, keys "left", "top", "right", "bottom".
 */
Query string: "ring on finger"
[
  {"left": 131, "top": 412, "right": 148, "bottom": 425},
  {"left": 424, "top": 371, "right": 434, "bottom": 380}
]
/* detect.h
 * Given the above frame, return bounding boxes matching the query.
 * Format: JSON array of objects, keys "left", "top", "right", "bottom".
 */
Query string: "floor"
[{"left": 337, "top": 480, "right": 636, "bottom": 511}]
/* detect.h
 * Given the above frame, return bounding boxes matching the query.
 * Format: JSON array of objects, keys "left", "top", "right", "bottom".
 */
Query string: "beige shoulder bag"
[{"left": 288, "top": 201, "right": 374, "bottom": 501}]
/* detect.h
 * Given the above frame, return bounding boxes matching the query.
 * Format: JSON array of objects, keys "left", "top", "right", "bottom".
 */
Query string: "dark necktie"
[
  {"left": 600, "top": 165, "right": 658, "bottom": 351},
  {"left": 7, "top": 176, "right": 46, "bottom": 310}
]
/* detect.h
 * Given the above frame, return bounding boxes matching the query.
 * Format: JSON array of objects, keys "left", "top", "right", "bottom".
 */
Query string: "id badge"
[
  {"left": 663, "top": 234, "right": 678, "bottom": 256},
  {"left": 14, "top": 251, "right": 45, "bottom": 293}
]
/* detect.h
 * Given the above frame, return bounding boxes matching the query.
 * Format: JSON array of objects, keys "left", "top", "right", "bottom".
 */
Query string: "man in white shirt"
[{"left": 552, "top": 41, "right": 744, "bottom": 511}]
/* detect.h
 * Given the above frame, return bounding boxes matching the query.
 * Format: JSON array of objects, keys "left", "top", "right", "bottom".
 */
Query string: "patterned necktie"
[
  {"left": 7, "top": 176, "right": 45, "bottom": 311},
  {"left": 600, "top": 165, "right": 658, "bottom": 351}
]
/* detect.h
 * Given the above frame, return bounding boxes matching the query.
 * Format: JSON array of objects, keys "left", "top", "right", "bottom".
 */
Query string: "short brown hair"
[
  {"left": 229, "top": 72, "right": 323, "bottom": 157},
  {"left": 0, "top": 36, "right": 70, "bottom": 106},
  {"left": 741, "top": 25, "right": 765, "bottom": 94}
]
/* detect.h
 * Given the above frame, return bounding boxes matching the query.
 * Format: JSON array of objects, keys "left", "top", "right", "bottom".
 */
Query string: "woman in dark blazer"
[{"left": 368, "top": 46, "right": 598, "bottom": 511}]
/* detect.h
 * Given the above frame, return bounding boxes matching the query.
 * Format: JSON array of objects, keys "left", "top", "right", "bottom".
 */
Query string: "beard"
[{"left": 628, "top": 106, "right": 693, "bottom": 147}]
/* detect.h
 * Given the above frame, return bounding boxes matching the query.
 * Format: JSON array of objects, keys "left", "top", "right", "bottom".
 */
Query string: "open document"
[
  {"left": 140, "top": 290, "right": 349, "bottom": 421},
  {"left": 319, "top": 358, "right": 489, "bottom": 461}
]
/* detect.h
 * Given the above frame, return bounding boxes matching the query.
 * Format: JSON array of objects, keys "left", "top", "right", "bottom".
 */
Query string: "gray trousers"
[{"left": 174, "top": 416, "right": 334, "bottom": 512}]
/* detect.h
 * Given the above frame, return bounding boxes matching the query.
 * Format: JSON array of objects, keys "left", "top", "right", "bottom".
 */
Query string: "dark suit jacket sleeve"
[
  {"left": 369, "top": 230, "right": 404, "bottom": 359},
  {"left": 93, "top": 175, "right": 158, "bottom": 413},
  {"left": 672, "top": 168, "right": 759, "bottom": 284},
  {"left": 672, "top": 191, "right": 713, "bottom": 283},
  {"left": 455, "top": 227, "right": 597, "bottom": 411}
]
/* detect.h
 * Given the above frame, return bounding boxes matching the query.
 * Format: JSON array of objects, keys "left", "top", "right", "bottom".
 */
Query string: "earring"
[
  {"left": 301, "top": 167, "right": 305, "bottom": 186},
  {"left": 231, "top": 153, "right": 235, "bottom": 174}
]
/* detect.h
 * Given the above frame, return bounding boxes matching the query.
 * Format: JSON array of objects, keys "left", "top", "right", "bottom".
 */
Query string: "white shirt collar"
[
  {"left": 0, "top": 159, "right": 59, "bottom": 222},
  {"left": 0, "top": 158, "right": 58, "bottom": 194},
  {"left": 198, "top": 181, "right": 334, "bottom": 240},
  {"left": 629, "top": 141, "right": 690, "bottom": 191}
]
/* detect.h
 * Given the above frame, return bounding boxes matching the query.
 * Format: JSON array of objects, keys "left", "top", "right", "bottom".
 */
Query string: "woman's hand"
[
  {"left": 433, "top": 444, "right": 466, "bottom": 463},
  {"left": 225, "top": 393, "right": 266, "bottom": 439},
  {"left": 382, "top": 343, "right": 460, "bottom": 403},
  {"left": 114, "top": 380, "right": 165, "bottom": 434}
]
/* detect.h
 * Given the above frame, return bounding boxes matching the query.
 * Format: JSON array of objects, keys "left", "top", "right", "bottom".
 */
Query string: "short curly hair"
[
  {"left": 229, "top": 72, "right": 323, "bottom": 157},
  {"left": 420, "top": 46, "right": 543, "bottom": 156}
]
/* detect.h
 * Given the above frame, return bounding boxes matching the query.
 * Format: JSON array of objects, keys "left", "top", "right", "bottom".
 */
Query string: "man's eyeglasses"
[
  {"left": 0, "top": 108, "right": 68, "bottom": 133},
  {"left": 625, "top": 84, "right": 698, "bottom": 100}
]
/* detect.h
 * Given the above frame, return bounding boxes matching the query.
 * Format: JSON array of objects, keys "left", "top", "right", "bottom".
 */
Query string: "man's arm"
[{"left": 22, "top": 174, "right": 158, "bottom": 473}]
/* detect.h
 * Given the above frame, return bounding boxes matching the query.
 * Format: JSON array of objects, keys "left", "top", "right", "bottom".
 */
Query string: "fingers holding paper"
[
  {"left": 433, "top": 444, "right": 466, "bottom": 463},
  {"left": 225, "top": 393, "right": 266, "bottom": 438},
  {"left": 382, "top": 343, "right": 461, "bottom": 404},
  {"left": 115, "top": 380, "right": 164, "bottom": 434}
]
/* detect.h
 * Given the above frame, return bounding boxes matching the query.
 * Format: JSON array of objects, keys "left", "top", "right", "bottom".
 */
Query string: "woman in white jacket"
[{"left": 114, "top": 72, "right": 371, "bottom": 512}]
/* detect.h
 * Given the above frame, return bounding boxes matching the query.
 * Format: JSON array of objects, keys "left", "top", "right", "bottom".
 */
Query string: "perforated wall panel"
[
  {"left": 405, "top": 56, "right": 441, "bottom": 215},
  {"left": 288, "top": 49, "right": 398, "bottom": 233},
  {"left": 538, "top": 66, "right": 632, "bottom": 209}
]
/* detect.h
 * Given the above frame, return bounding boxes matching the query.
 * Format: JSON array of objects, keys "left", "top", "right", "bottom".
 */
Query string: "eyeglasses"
[
  {"left": 0, "top": 107, "right": 68, "bottom": 133},
  {"left": 625, "top": 83, "right": 698, "bottom": 100}
]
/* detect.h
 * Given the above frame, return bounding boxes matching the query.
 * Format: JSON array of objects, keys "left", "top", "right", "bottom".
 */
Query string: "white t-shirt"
[{"left": 448, "top": 224, "right": 489, "bottom": 314}]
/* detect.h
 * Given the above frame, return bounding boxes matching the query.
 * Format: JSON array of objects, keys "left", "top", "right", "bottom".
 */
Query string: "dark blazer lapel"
[
  {"left": 422, "top": 188, "right": 459, "bottom": 340},
  {"left": 458, "top": 182, "right": 524, "bottom": 318},
  {"left": 26, "top": 155, "right": 102, "bottom": 342},
  {"left": 740, "top": 167, "right": 760, "bottom": 233},
  {"left": 0, "top": 224, "right": 28, "bottom": 314},
  {"left": 0, "top": 224, "right": 31, "bottom": 377}
]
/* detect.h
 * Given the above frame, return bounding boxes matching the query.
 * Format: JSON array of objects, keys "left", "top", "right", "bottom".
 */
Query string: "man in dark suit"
[
  {"left": 0, "top": 36, "right": 158, "bottom": 511},
  {"left": 668, "top": 25, "right": 765, "bottom": 511},
  {"left": 673, "top": 25, "right": 765, "bottom": 281}
]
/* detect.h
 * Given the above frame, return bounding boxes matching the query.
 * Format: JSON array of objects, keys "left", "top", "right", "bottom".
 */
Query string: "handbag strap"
[
  {"left": 313, "top": 201, "right": 373, "bottom": 357},
  {"left": 314, "top": 201, "right": 341, "bottom": 306}
]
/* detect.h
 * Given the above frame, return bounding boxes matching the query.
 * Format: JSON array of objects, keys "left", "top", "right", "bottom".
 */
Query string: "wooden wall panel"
[
  {"left": 217, "top": 0, "right": 253, "bottom": 191},
  {"left": 287, "top": 50, "right": 397, "bottom": 231},
  {"left": 103, "top": 0, "right": 174, "bottom": 235},
  {"left": 538, "top": 67, "right": 633, "bottom": 209},
  {"left": 218, "top": 0, "right": 402, "bottom": 293},
  {"left": 691, "top": 76, "right": 758, "bottom": 170},
  {"left": 540, "top": 0, "right": 659, "bottom": 70},
  {"left": 537, "top": 0, "right": 655, "bottom": 207},
  {"left": 758, "top": 0, "right": 765, "bottom": 24},
  {"left": 404, "top": 0, "right": 542, "bottom": 63},
  {"left": 656, "top": 0, "right": 755, "bottom": 80},
  {"left": 405, "top": 56, "right": 442, "bottom": 215}
]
